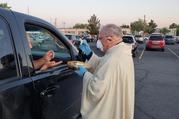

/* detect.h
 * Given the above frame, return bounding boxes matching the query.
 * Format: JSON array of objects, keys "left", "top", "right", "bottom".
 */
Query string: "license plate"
[
  {"left": 151, "top": 45, "right": 160, "bottom": 48},
  {"left": 152, "top": 41, "right": 159, "bottom": 44}
]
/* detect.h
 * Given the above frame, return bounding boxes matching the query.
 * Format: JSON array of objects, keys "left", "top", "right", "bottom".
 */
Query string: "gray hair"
[{"left": 100, "top": 24, "right": 123, "bottom": 37}]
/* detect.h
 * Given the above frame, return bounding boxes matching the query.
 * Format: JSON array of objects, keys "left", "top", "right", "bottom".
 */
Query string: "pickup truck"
[{"left": 0, "top": 8, "right": 83, "bottom": 119}]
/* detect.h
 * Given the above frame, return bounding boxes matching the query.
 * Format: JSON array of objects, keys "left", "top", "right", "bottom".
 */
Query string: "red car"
[{"left": 146, "top": 34, "right": 165, "bottom": 51}]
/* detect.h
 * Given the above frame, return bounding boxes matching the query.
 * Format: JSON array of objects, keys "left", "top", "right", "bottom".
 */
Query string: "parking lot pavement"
[
  {"left": 90, "top": 42, "right": 179, "bottom": 119},
  {"left": 134, "top": 44, "right": 179, "bottom": 119}
]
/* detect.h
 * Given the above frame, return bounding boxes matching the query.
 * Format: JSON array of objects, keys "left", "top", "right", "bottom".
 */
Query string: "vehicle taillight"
[
  {"left": 160, "top": 40, "right": 165, "bottom": 46},
  {"left": 148, "top": 40, "right": 152, "bottom": 45}
]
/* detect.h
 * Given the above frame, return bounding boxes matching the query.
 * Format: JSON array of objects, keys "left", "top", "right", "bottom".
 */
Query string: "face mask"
[{"left": 97, "top": 40, "right": 104, "bottom": 52}]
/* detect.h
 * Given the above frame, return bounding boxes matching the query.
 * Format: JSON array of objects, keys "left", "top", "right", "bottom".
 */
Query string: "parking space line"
[
  {"left": 167, "top": 47, "right": 179, "bottom": 59},
  {"left": 139, "top": 47, "right": 145, "bottom": 60}
]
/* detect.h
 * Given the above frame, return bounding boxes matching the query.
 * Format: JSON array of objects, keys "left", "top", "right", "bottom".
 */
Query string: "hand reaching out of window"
[
  {"left": 40, "top": 60, "right": 63, "bottom": 71},
  {"left": 33, "top": 50, "right": 62, "bottom": 70}
]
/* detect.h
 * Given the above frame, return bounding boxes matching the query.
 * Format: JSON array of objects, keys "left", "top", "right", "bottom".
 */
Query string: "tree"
[
  {"left": 146, "top": 20, "right": 157, "bottom": 34},
  {"left": 0, "top": 3, "right": 11, "bottom": 9},
  {"left": 169, "top": 23, "right": 177, "bottom": 29},
  {"left": 176, "top": 25, "right": 179, "bottom": 36},
  {"left": 160, "top": 27, "right": 170, "bottom": 35},
  {"left": 73, "top": 23, "right": 88, "bottom": 29},
  {"left": 87, "top": 14, "right": 100, "bottom": 35},
  {"left": 130, "top": 19, "right": 146, "bottom": 32}
]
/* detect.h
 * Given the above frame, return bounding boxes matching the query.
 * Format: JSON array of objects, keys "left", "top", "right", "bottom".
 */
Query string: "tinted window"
[
  {"left": 165, "top": 35, "right": 173, "bottom": 38},
  {"left": 149, "top": 35, "right": 163, "bottom": 40},
  {"left": 123, "top": 36, "right": 134, "bottom": 44},
  {"left": 0, "top": 18, "right": 18, "bottom": 79}
]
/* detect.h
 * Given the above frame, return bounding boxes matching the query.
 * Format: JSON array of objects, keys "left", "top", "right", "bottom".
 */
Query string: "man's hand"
[
  {"left": 43, "top": 50, "right": 55, "bottom": 61},
  {"left": 40, "top": 60, "right": 63, "bottom": 71},
  {"left": 75, "top": 65, "right": 87, "bottom": 77}
]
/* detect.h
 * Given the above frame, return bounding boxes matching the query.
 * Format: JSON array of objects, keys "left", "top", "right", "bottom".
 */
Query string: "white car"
[
  {"left": 123, "top": 35, "right": 138, "bottom": 57},
  {"left": 135, "top": 35, "right": 144, "bottom": 43},
  {"left": 96, "top": 40, "right": 103, "bottom": 50}
]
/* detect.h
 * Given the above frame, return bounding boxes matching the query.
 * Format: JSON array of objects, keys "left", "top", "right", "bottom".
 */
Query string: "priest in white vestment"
[{"left": 76, "top": 24, "right": 135, "bottom": 119}]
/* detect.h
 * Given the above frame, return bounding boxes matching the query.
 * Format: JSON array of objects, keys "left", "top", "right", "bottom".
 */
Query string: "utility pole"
[
  {"left": 54, "top": 18, "right": 57, "bottom": 27},
  {"left": 143, "top": 15, "right": 146, "bottom": 34}
]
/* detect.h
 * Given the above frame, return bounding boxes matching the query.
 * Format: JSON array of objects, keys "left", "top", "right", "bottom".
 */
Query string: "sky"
[{"left": 1, "top": 0, "right": 179, "bottom": 28}]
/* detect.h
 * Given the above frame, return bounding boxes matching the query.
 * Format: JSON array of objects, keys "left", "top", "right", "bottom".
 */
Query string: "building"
[{"left": 58, "top": 28, "right": 88, "bottom": 35}]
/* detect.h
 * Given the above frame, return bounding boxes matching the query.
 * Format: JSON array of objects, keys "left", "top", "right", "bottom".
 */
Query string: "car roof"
[
  {"left": 123, "top": 35, "right": 134, "bottom": 37},
  {"left": 123, "top": 35, "right": 135, "bottom": 38},
  {"left": 151, "top": 33, "right": 163, "bottom": 35}
]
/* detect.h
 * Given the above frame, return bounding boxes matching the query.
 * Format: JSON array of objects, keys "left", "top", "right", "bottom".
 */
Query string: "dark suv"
[{"left": 0, "top": 8, "right": 83, "bottom": 119}]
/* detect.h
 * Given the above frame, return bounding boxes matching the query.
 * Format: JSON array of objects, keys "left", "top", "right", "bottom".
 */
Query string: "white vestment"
[{"left": 81, "top": 42, "right": 135, "bottom": 119}]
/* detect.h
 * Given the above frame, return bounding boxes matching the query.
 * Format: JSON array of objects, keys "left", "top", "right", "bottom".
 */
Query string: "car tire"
[
  {"left": 161, "top": 48, "right": 165, "bottom": 52},
  {"left": 145, "top": 47, "right": 149, "bottom": 51},
  {"left": 132, "top": 53, "right": 136, "bottom": 57}
]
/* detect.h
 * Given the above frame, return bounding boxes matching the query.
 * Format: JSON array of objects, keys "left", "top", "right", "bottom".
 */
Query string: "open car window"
[{"left": 25, "top": 24, "right": 71, "bottom": 73}]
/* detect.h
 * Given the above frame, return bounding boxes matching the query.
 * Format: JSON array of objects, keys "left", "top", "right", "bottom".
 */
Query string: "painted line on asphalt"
[
  {"left": 167, "top": 47, "right": 179, "bottom": 59},
  {"left": 139, "top": 47, "right": 145, "bottom": 60}
]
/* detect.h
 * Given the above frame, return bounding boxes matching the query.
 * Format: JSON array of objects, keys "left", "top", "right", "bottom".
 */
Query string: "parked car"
[
  {"left": 65, "top": 33, "right": 82, "bottom": 47},
  {"left": 135, "top": 35, "right": 144, "bottom": 43},
  {"left": 83, "top": 35, "right": 96, "bottom": 42},
  {"left": 0, "top": 8, "right": 83, "bottom": 119},
  {"left": 175, "top": 36, "right": 179, "bottom": 43},
  {"left": 96, "top": 40, "right": 103, "bottom": 50},
  {"left": 144, "top": 34, "right": 150, "bottom": 42},
  {"left": 164, "top": 35, "right": 176, "bottom": 45},
  {"left": 146, "top": 33, "right": 165, "bottom": 51},
  {"left": 122, "top": 35, "right": 138, "bottom": 57}
]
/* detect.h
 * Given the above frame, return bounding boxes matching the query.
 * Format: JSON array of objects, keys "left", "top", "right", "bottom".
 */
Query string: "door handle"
[{"left": 40, "top": 85, "right": 60, "bottom": 97}]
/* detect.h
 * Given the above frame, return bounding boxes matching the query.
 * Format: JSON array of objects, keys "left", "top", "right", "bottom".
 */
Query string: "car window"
[
  {"left": 149, "top": 35, "right": 163, "bottom": 40},
  {"left": 165, "top": 35, "right": 173, "bottom": 38},
  {"left": 25, "top": 24, "right": 71, "bottom": 71},
  {"left": 0, "top": 17, "right": 18, "bottom": 80}
]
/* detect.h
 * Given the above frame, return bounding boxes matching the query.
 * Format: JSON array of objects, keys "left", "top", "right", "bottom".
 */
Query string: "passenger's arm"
[
  {"left": 40, "top": 61, "right": 63, "bottom": 71},
  {"left": 33, "top": 50, "right": 55, "bottom": 70}
]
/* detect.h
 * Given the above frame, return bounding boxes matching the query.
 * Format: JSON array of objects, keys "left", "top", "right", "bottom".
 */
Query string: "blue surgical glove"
[
  {"left": 75, "top": 66, "right": 87, "bottom": 77},
  {"left": 79, "top": 40, "right": 92, "bottom": 56}
]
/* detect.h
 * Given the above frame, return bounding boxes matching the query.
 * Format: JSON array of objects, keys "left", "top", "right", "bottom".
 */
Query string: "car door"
[
  {"left": 0, "top": 15, "right": 35, "bottom": 119},
  {"left": 24, "top": 23, "right": 83, "bottom": 119}
]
